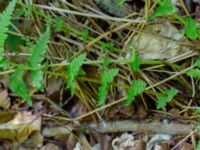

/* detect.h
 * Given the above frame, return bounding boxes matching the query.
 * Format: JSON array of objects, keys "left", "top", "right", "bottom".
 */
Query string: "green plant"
[
  {"left": 0, "top": 0, "right": 17, "bottom": 61},
  {"left": 149, "top": 0, "right": 175, "bottom": 20},
  {"left": 66, "top": 54, "right": 86, "bottom": 95},
  {"left": 129, "top": 46, "right": 140, "bottom": 72},
  {"left": 124, "top": 80, "right": 146, "bottom": 106},
  {"left": 28, "top": 25, "right": 51, "bottom": 90},
  {"left": 98, "top": 68, "right": 119, "bottom": 106},
  {"left": 8, "top": 69, "right": 32, "bottom": 105},
  {"left": 117, "top": 0, "right": 126, "bottom": 6},
  {"left": 184, "top": 16, "right": 199, "bottom": 39},
  {"left": 187, "top": 59, "right": 200, "bottom": 79},
  {"left": 156, "top": 88, "right": 178, "bottom": 109}
]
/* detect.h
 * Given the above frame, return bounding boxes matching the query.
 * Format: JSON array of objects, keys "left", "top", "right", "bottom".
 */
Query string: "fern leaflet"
[
  {"left": 0, "top": 0, "right": 17, "bottom": 60},
  {"left": 8, "top": 69, "right": 32, "bottom": 105},
  {"left": 124, "top": 80, "right": 146, "bottom": 106},
  {"left": 184, "top": 16, "right": 199, "bottom": 39},
  {"left": 129, "top": 46, "right": 140, "bottom": 72},
  {"left": 66, "top": 54, "right": 86, "bottom": 95},
  {"left": 149, "top": 0, "right": 175, "bottom": 19},
  {"left": 187, "top": 68, "right": 200, "bottom": 78},
  {"left": 27, "top": 25, "right": 51, "bottom": 90},
  {"left": 156, "top": 88, "right": 178, "bottom": 109},
  {"left": 98, "top": 68, "right": 119, "bottom": 106}
]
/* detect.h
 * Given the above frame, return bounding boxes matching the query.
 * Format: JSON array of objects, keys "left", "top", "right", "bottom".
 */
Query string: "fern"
[
  {"left": 98, "top": 68, "right": 119, "bottom": 106},
  {"left": 156, "top": 88, "right": 178, "bottom": 109},
  {"left": 117, "top": 0, "right": 126, "bottom": 6},
  {"left": 129, "top": 46, "right": 140, "bottom": 72},
  {"left": 149, "top": 0, "right": 175, "bottom": 20},
  {"left": 184, "top": 16, "right": 199, "bottom": 39},
  {"left": 27, "top": 25, "right": 51, "bottom": 90},
  {"left": 0, "top": 0, "right": 17, "bottom": 60},
  {"left": 124, "top": 80, "right": 146, "bottom": 106},
  {"left": 195, "top": 59, "right": 200, "bottom": 68},
  {"left": 66, "top": 54, "right": 86, "bottom": 95},
  {"left": 8, "top": 69, "right": 32, "bottom": 105},
  {"left": 187, "top": 68, "right": 200, "bottom": 78}
]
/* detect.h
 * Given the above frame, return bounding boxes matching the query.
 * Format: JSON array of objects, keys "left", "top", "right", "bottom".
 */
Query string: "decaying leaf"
[
  {"left": 129, "top": 20, "right": 191, "bottom": 60},
  {"left": 112, "top": 133, "right": 138, "bottom": 150},
  {"left": 41, "top": 143, "right": 60, "bottom": 150},
  {"left": 0, "top": 90, "right": 10, "bottom": 109},
  {"left": 0, "top": 111, "right": 41, "bottom": 145}
]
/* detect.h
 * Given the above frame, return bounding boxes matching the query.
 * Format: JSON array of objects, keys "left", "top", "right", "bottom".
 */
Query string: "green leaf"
[
  {"left": 81, "top": 28, "right": 88, "bottom": 42},
  {"left": 149, "top": 0, "right": 175, "bottom": 20},
  {"left": 66, "top": 54, "right": 86, "bottom": 95},
  {"left": 184, "top": 16, "right": 199, "bottom": 39},
  {"left": 0, "top": 0, "right": 17, "bottom": 60},
  {"left": 54, "top": 16, "right": 63, "bottom": 32},
  {"left": 28, "top": 25, "right": 51, "bottom": 89},
  {"left": 129, "top": 46, "right": 140, "bottom": 72},
  {"left": 98, "top": 68, "right": 119, "bottom": 106},
  {"left": 124, "top": 80, "right": 146, "bottom": 106},
  {"left": 195, "top": 59, "right": 200, "bottom": 68},
  {"left": 8, "top": 69, "right": 32, "bottom": 105},
  {"left": 156, "top": 88, "right": 178, "bottom": 109},
  {"left": 117, "top": 0, "right": 126, "bottom": 6},
  {"left": 196, "top": 140, "right": 200, "bottom": 150},
  {"left": 187, "top": 68, "right": 200, "bottom": 78}
]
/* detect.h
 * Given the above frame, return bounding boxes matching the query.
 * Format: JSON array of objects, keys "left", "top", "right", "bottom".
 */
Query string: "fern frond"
[
  {"left": 149, "top": 0, "right": 175, "bottom": 19},
  {"left": 28, "top": 25, "right": 51, "bottom": 89},
  {"left": 124, "top": 80, "right": 146, "bottom": 106},
  {"left": 66, "top": 54, "right": 86, "bottom": 95},
  {"left": 98, "top": 68, "right": 119, "bottom": 106},
  {"left": 187, "top": 68, "right": 200, "bottom": 78},
  {"left": 156, "top": 88, "right": 178, "bottom": 109},
  {"left": 195, "top": 59, "right": 200, "bottom": 68},
  {"left": 0, "top": 0, "right": 17, "bottom": 60},
  {"left": 8, "top": 69, "right": 32, "bottom": 105},
  {"left": 184, "top": 16, "right": 199, "bottom": 39},
  {"left": 129, "top": 46, "right": 140, "bottom": 72}
]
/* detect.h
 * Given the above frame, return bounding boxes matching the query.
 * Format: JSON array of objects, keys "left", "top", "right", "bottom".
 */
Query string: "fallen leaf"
[{"left": 0, "top": 111, "right": 41, "bottom": 145}]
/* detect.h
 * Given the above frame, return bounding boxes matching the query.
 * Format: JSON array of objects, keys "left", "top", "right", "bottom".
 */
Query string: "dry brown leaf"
[
  {"left": 0, "top": 90, "right": 10, "bottom": 109},
  {"left": 128, "top": 20, "right": 191, "bottom": 60},
  {"left": 41, "top": 143, "right": 60, "bottom": 150},
  {"left": 0, "top": 111, "right": 41, "bottom": 145}
]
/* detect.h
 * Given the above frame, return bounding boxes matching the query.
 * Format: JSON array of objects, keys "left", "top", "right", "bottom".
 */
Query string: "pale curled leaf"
[{"left": 0, "top": 111, "right": 41, "bottom": 144}]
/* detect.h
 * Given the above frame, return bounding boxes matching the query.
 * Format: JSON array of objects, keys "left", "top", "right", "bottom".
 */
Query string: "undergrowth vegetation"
[
  {"left": 1, "top": 0, "right": 200, "bottom": 108},
  {"left": 1, "top": 0, "right": 200, "bottom": 148}
]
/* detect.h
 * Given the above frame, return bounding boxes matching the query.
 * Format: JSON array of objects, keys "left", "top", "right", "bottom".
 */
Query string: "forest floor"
[{"left": 0, "top": 0, "right": 200, "bottom": 150}]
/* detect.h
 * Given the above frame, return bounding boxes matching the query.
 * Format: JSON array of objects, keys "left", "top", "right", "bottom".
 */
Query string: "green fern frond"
[
  {"left": 117, "top": 0, "right": 126, "bottom": 6},
  {"left": 124, "top": 80, "right": 146, "bottom": 106},
  {"left": 195, "top": 59, "right": 200, "bottom": 68},
  {"left": 156, "top": 88, "right": 178, "bottom": 109},
  {"left": 98, "top": 68, "right": 119, "bottom": 106},
  {"left": 66, "top": 54, "right": 86, "bottom": 95},
  {"left": 28, "top": 25, "right": 51, "bottom": 89},
  {"left": 0, "top": 0, "right": 17, "bottom": 60},
  {"left": 187, "top": 68, "right": 200, "bottom": 78},
  {"left": 149, "top": 0, "right": 175, "bottom": 19},
  {"left": 129, "top": 46, "right": 140, "bottom": 72},
  {"left": 8, "top": 69, "right": 32, "bottom": 105},
  {"left": 184, "top": 16, "right": 199, "bottom": 39}
]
